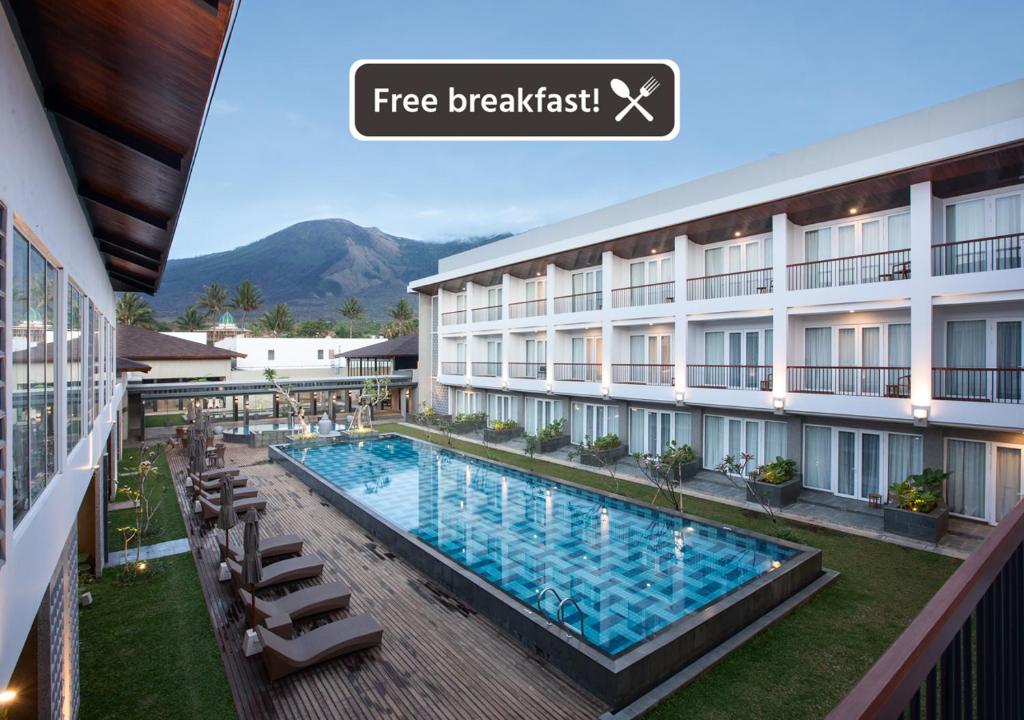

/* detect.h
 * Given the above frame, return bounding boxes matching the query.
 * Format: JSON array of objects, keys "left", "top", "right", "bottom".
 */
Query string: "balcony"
[
  {"left": 471, "top": 305, "right": 503, "bottom": 322},
  {"left": 788, "top": 366, "right": 911, "bottom": 397},
  {"left": 441, "top": 309, "right": 467, "bottom": 326},
  {"left": 440, "top": 361, "right": 465, "bottom": 375},
  {"left": 931, "top": 233, "right": 1023, "bottom": 277},
  {"left": 471, "top": 362, "right": 501, "bottom": 377},
  {"left": 686, "top": 268, "right": 773, "bottom": 300},
  {"left": 554, "top": 363, "right": 601, "bottom": 382},
  {"left": 687, "top": 364, "right": 772, "bottom": 391},
  {"left": 787, "top": 249, "right": 910, "bottom": 291},
  {"left": 509, "top": 362, "right": 546, "bottom": 379},
  {"left": 553, "top": 291, "right": 602, "bottom": 314},
  {"left": 508, "top": 298, "right": 546, "bottom": 319},
  {"left": 933, "top": 367, "right": 1023, "bottom": 404},
  {"left": 611, "top": 364, "right": 673, "bottom": 386},
  {"left": 610, "top": 281, "right": 675, "bottom": 308}
]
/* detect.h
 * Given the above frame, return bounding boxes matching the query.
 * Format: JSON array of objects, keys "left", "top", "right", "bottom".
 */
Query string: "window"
[
  {"left": 804, "top": 425, "right": 922, "bottom": 499},
  {"left": 452, "top": 388, "right": 481, "bottom": 415},
  {"left": 317, "top": 349, "right": 325, "bottom": 360},
  {"left": 629, "top": 409, "right": 692, "bottom": 454},
  {"left": 703, "top": 415, "right": 786, "bottom": 472},
  {"left": 570, "top": 402, "right": 618, "bottom": 444},
  {"left": 67, "top": 282, "right": 83, "bottom": 454},
  {"left": 267, "top": 349, "right": 275, "bottom": 361},
  {"left": 12, "top": 230, "right": 59, "bottom": 525},
  {"left": 92, "top": 305, "right": 101, "bottom": 422},
  {"left": 525, "top": 397, "right": 562, "bottom": 435},
  {"left": 486, "top": 393, "right": 516, "bottom": 423}
]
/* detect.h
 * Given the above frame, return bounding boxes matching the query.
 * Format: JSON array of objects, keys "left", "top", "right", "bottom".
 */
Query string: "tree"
[
  {"left": 255, "top": 303, "right": 294, "bottom": 337},
  {"left": 196, "top": 282, "right": 231, "bottom": 320},
  {"left": 391, "top": 297, "right": 416, "bottom": 323},
  {"left": 175, "top": 306, "right": 207, "bottom": 331},
  {"left": 291, "top": 319, "right": 334, "bottom": 338},
  {"left": 232, "top": 280, "right": 263, "bottom": 329},
  {"left": 380, "top": 298, "right": 418, "bottom": 338},
  {"left": 116, "top": 293, "right": 157, "bottom": 328},
  {"left": 338, "top": 297, "right": 364, "bottom": 338}
]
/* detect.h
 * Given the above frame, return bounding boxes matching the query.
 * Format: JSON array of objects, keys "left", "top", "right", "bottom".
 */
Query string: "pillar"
[
  {"left": 909, "top": 181, "right": 934, "bottom": 411},
  {"left": 771, "top": 213, "right": 792, "bottom": 401},
  {"left": 673, "top": 234, "right": 688, "bottom": 395}
]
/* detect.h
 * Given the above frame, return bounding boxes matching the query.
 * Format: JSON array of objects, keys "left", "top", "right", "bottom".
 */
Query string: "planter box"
[
  {"left": 679, "top": 459, "right": 701, "bottom": 480},
  {"left": 415, "top": 413, "right": 451, "bottom": 428},
  {"left": 883, "top": 505, "right": 949, "bottom": 543},
  {"left": 746, "top": 476, "right": 803, "bottom": 508},
  {"left": 579, "top": 444, "right": 627, "bottom": 467},
  {"left": 451, "top": 421, "right": 484, "bottom": 435},
  {"left": 536, "top": 434, "right": 570, "bottom": 453},
  {"left": 483, "top": 426, "right": 523, "bottom": 443}
]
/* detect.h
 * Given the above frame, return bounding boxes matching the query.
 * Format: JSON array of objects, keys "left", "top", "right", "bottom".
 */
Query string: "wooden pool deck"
[{"left": 167, "top": 442, "right": 607, "bottom": 720}]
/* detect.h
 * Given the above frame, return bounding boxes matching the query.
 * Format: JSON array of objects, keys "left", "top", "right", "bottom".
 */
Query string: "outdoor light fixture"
[
  {"left": 913, "top": 405, "right": 930, "bottom": 426},
  {"left": 0, "top": 689, "right": 16, "bottom": 705},
  {"left": 545, "top": 381, "right": 553, "bottom": 394},
  {"left": 734, "top": 231, "right": 741, "bottom": 237},
  {"left": 849, "top": 207, "right": 858, "bottom": 214},
  {"left": 601, "top": 385, "right": 610, "bottom": 397},
  {"left": 772, "top": 396, "right": 785, "bottom": 414},
  {"left": 674, "top": 390, "right": 685, "bottom": 405}
]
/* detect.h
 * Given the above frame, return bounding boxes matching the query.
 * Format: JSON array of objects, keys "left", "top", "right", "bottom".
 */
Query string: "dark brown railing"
[
  {"left": 441, "top": 309, "right": 467, "bottom": 325},
  {"left": 788, "top": 366, "right": 911, "bottom": 397},
  {"left": 471, "top": 305, "right": 502, "bottom": 322},
  {"left": 508, "top": 362, "right": 546, "bottom": 379},
  {"left": 471, "top": 362, "right": 500, "bottom": 377},
  {"left": 508, "top": 298, "right": 546, "bottom": 319},
  {"left": 686, "top": 267, "right": 773, "bottom": 300},
  {"left": 610, "top": 281, "right": 675, "bottom": 308},
  {"left": 440, "top": 361, "right": 466, "bottom": 375},
  {"left": 554, "top": 363, "right": 601, "bottom": 382},
  {"left": 788, "top": 249, "right": 910, "bottom": 290},
  {"left": 687, "top": 364, "right": 773, "bottom": 390},
  {"left": 553, "top": 291, "right": 602, "bottom": 314},
  {"left": 827, "top": 498, "right": 1024, "bottom": 720},
  {"left": 611, "top": 364, "right": 673, "bottom": 385},
  {"left": 932, "top": 368, "right": 1023, "bottom": 404},
  {"left": 932, "top": 232, "right": 1023, "bottom": 276}
]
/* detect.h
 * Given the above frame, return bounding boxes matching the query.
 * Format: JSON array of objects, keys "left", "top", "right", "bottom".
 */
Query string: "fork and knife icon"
[{"left": 610, "top": 76, "right": 660, "bottom": 122}]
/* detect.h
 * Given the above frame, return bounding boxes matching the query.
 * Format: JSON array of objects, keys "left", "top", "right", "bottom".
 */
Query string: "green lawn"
[
  {"left": 145, "top": 412, "right": 185, "bottom": 428},
  {"left": 379, "top": 423, "right": 959, "bottom": 720},
  {"left": 107, "top": 445, "right": 185, "bottom": 552},
  {"left": 79, "top": 554, "right": 236, "bottom": 720}
]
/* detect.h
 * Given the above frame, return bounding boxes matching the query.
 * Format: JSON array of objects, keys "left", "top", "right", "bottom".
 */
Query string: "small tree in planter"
[
  {"left": 451, "top": 412, "right": 487, "bottom": 434},
  {"left": 534, "top": 418, "right": 569, "bottom": 452},
  {"left": 483, "top": 419, "right": 522, "bottom": 443},
  {"left": 568, "top": 435, "right": 626, "bottom": 494},
  {"left": 633, "top": 445, "right": 692, "bottom": 512},
  {"left": 717, "top": 453, "right": 779, "bottom": 522},
  {"left": 746, "top": 456, "right": 802, "bottom": 509},
  {"left": 885, "top": 468, "right": 950, "bottom": 543}
]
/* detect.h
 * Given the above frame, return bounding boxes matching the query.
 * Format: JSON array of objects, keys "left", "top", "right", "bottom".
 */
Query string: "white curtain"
[
  {"left": 805, "top": 228, "right": 831, "bottom": 260},
  {"left": 804, "top": 426, "right": 832, "bottom": 490},
  {"left": 629, "top": 409, "right": 644, "bottom": 453},
  {"left": 805, "top": 327, "right": 832, "bottom": 364},
  {"left": 947, "top": 439, "right": 987, "bottom": 519},
  {"left": 946, "top": 200, "right": 987, "bottom": 273},
  {"left": 674, "top": 412, "right": 692, "bottom": 446},
  {"left": 570, "top": 403, "right": 584, "bottom": 444},
  {"left": 705, "top": 247, "right": 724, "bottom": 274},
  {"left": 996, "top": 447, "right": 1022, "bottom": 522},
  {"left": 996, "top": 321, "right": 1021, "bottom": 402},
  {"left": 607, "top": 406, "right": 619, "bottom": 438},
  {"left": 946, "top": 320, "right": 987, "bottom": 398},
  {"left": 837, "top": 432, "right": 856, "bottom": 495},
  {"left": 888, "top": 324, "right": 911, "bottom": 366},
  {"left": 765, "top": 421, "right": 787, "bottom": 461},
  {"left": 861, "top": 434, "right": 881, "bottom": 498},
  {"left": 745, "top": 422, "right": 760, "bottom": 471},
  {"left": 888, "top": 213, "right": 911, "bottom": 249},
  {"left": 995, "top": 195, "right": 1021, "bottom": 234},
  {"left": 703, "top": 416, "right": 724, "bottom": 470},
  {"left": 525, "top": 399, "right": 537, "bottom": 435},
  {"left": 887, "top": 434, "right": 923, "bottom": 488}
]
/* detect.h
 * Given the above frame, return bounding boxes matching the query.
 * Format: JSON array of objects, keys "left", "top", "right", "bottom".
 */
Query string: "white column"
[
  {"left": 545, "top": 325, "right": 556, "bottom": 390},
  {"left": 545, "top": 262, "right": 556, "bottom": 316},
  {"left": 501, "top": 272, "right": 512, "bottom": 322},
  {"left": 771, "top": 213, "right": 791, "bottom": 400},
  {"left": 463, "top": 332, "right": 474, "bottom": 384},
  {"left": 674, "top": 235, "right": 688, "bottom": 396},
  {"left": 601, "top": 250, "right": 614, "bottom": 309},
  {"left": 501, "top": 329, "right": 511, "bottom": 387},
  {"left": 601, "top": 319, "right": 613, "bottom": 392},
  {"left": 909, "top": 181, "right": 934, "bottom": 410},
  {"left": 464, "top": 281, "right": 477, "bottom": 325}
]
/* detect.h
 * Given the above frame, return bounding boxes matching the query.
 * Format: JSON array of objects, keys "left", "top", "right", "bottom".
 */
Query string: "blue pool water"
[{"left": 284, "top": 435, "right": 795, "bottom": 656}]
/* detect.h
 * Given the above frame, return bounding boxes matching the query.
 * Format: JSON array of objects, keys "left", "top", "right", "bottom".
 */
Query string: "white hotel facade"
[{"left": 412, "top": 80, "right": 1024, "bottom": 528}]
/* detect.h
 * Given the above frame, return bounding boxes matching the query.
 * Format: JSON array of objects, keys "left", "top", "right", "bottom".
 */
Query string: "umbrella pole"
[
  {"left": 223, "top": 527, "right": 229, "bottom": 560},
  {"left": 250, "top": 584, "right": 257, "bottom": 630}
]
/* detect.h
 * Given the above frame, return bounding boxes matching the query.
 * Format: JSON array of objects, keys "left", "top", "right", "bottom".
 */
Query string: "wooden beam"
[
  {"left": 45, "top": 90, "right": 183, "bottom": 170},
  {"left": 106, "top": 268, "right": 154, "bottom": 294},
  {"left": 94, "top": 231, "right": 164, "bottom": 261},
  {"left": 98, "top": 242, "right": 161, "bottom": 273},
  {"left": 78, "top": 184, "right": 169, "bottom": 230}
]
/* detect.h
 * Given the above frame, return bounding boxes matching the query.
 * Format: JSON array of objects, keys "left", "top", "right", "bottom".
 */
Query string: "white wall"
[
  {"left": 216, "top": 336, "right": 384, "bottom": 372},
  {"left": 162, "top": 331, "right": 208, "bottom": 345}
]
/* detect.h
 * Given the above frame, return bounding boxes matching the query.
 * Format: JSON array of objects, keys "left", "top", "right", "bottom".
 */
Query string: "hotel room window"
[{"left": 67, "top": 282, "right": 83, "bottom": 453}]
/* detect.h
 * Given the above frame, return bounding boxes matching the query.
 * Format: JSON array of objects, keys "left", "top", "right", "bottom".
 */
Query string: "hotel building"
[{"left": 412, "top": 80, "right": 1024, "bottom": 529}]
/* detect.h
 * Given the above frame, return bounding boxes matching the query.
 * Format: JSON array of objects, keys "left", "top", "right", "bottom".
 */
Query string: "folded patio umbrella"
[
  {"left": 242, "top": 509, "right": 263, "bottom": 632},
  {"left": 217, "top": 476, "right": 239, "bottom": 561}
]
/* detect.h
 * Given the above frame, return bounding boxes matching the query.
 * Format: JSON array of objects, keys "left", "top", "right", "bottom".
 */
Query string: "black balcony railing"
[
  {"left": 508, "top": 362, "right": 546, "bottom": 379},
  {"left": 471, "top": 305, "right": 503, "bottom": 322},
  {"left": 788, "top": 366, "right": 911, "bottom": 397},
  {"left": 508, "top": 298, "right": 546, "bottom": 319},
  {"left": 932, "top": 367, "right": 1023, "bottom": 404},
  {"left": 441, "top": 309, "right": 467, "bottom": 325},
  {"left": 788, "top": 249, "right": 911, "bottom": 291},
  {"left": 687, "top": 364, "right": 773, "bottom": 391},
  {"left": 553, "top": 363, "right": 601, "bottom": 382},
  {"left": 471, "top": 362, "right": 500, "bottom": 377},
  {"left": 440, "top": 361, "right": 465, "bottom": 375},
  {"left": 686, "top": 268, "right": 773, "bottom": 300},
  {"left": 611, "top": 364, "right": 673, "bottom": 385},
  {"left": 553, "top": 291, "right": 602, "bottom": 314},
  {"left": 931, "top": 233, "right": 1024, "bottom": 276},
  {"left": 610, "top": 281, "right": 675, "bottom": 308}
]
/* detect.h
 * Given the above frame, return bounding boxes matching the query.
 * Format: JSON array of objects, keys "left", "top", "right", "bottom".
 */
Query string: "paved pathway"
[{"left": 108, "top": 538, "right": 191, "bottom": 566}]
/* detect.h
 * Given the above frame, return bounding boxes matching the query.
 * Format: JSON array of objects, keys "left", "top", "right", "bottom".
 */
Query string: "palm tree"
[
  {"left": 390, "top": 297, "right": 416, "bottom": 323},
  {"left": 196, "top": 282, "right": 231, "bottom": 320},
  {"left": 256, "top": 303, "right": 294, "bottom": 337},
  {"left": 380, "top": 297, "right": 417, "bottom": 338},
  {"left": 337, "top": 297, "right": 364, "bottom": 338},
  {"left": 176, "top": 306, "right": 207, "bottom": 331},
  {"left": 116, "top": 293, "right": 156, "bottom": 328},
  {"left": 232, "top": 280, "right": 263, "bottom": 329}
]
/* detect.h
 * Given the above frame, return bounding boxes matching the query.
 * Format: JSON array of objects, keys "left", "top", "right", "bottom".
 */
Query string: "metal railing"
[
  {"left": 508, "top": 298, "right": 547, "bottom": 319},
  {"left": 610, "top": 280, "right": 675, "bottom": 308},
  {"left": 788, "top": 249, "right": 911, "bottom": 290},
  {"left": 932, "top": 368, "right": 1023, "bottom": 404},
  {"left": 471, "top": 362, "right": 501, "bottom": 377},
  {"left": 788, "top": 366, "right": 911, "bottom": 397},
  {"left": 687, "top": 364, "right": 773, "bottom": 391},
  {"left": 471, "top": 305, "right": 503, "bottom": 322},
  {"left": 827, "top": 499, "right": 1024, "bottom": 720},
  {"left": 553, "top": 291, "right": 602, "bottom": 314},
  {"left": 932, "top": 232, "right": 1024, "bottom": 276},
  {"left": 611, "top": 364, "right": 673, "bottom": 385},
  {"left": 553, "top": 363, "right": 601, "bottom": 382},
  {"left": 440, "top": 361, "right": 466, "bottom": 375},
  {"left": 441, "top": 309, "right": 467, "bottom": 325},
  {"left": 686, "top": 267, "right": 773, "bottom": 300},
  {"left": 508, "top": 362, "right": 546, "bottom": 379}
]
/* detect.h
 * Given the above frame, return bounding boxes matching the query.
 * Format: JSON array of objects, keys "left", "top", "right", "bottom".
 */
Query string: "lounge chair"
[
  {"left": 257, "top": 614, "right": 383, "bottom": 681},
  {"left": 192, "top": 474, "right": 249, "bottom": 492},
  {"left": 220, "top": 533, "right": 304, "bottom": 563},
  {"left": 239, "top": 580, "right": 352, "bottom": 638},
  {"left": 197, "top": 494, "right": 267, "bottom": 522},
  {"left": 198, "top": 486, "right": 259, "bottom": 505},
  {"left": 228, "top": 554, "right": 323, "bottom": 591},
  {"left": 197, "top": 466, "right": 241, "bottom": 481}
]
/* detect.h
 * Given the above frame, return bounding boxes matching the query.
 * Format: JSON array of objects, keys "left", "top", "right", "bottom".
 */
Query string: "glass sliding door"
[
  {"left": 887, "top": 324, "right": 911, "bottom": 397},
  {"left": 945, "top": 200, "right": 986, "bottom": 272},
  {"left": 804, "top": 327, "right": 833, "bottom": 391},
  {"left": 996, "top": 321, "right": 1021, "bottom": 402},
  {"left": 947, "top": 439, "right": 987, "bottom": 519},
  {"left": 860, "top": 433, "right": 882, "bottom": 499},
  {"left": 703, "top": 416, "right": 724, "bottom": 470},
  {"left": 837, "top": 431, "right": 857, "bottom": 497},
  {"left": 995, "top": 446, "right": 1023, "bottom": 522},
  {"left": 803, "top": 426, "right": 832, "bottom": 490},
  {"left": 945, "top": 320, "right": 986, "bottom": 399}
]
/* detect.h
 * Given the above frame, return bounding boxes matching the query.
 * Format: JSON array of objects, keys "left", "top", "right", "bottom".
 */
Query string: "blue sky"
[{"left": 171, "top": 0, "right": 1024, "bottom": 258}]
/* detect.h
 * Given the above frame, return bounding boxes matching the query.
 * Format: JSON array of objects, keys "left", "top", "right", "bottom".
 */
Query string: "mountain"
[{"left": 152, "top": 219, "right": 510, "bottom": 321}]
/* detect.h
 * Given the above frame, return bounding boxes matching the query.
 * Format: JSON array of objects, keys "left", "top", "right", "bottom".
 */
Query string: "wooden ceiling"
[
  {"left": 6, "top": 0, "right": 235, "bottom": 293},
  {"left": 428, "top": 140, "right": 1024, "bottom": 293}
]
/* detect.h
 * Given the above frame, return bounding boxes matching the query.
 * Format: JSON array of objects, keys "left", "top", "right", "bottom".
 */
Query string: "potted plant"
[
  {"left": 745, "top": 456, "right": 802, "bottom": 508},
  {"left": 451, "top": 412, "right": 487, "bottom": 434},
  {"left": 534, "top": 418, "right": 569, "bottom": 452},
  {"left": 577, "top": 433, "right": 626, "bottom": 467},
  {"left": 884, "top": 468, "right": 950, "bottom": 543},
  {"left": 662, "top": 441, "right": 700, "bottom": 480},
  {"left": 483, "top": 419, "right": 523, "bottom": 443},
  {"left": 415, "top": 403, "right": 451, "bottom": 428}
]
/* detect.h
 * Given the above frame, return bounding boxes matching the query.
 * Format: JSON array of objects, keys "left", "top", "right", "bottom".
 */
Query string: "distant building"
[
  {"left": 119, "top": 324, "right": 244, "bottom": 382},
  {"left": 216, "top": 336, "right": 385, "bottom": 378},
  {"left": 340, "top": 333, "right": 419, "bottom": 376},
  {"left": 206, "top": 310, "right": 248, "bottom": 344}
]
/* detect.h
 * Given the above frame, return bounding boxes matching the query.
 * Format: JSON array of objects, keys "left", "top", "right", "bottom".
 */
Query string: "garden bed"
[
  {"left": 883, "top": 504, "right": 949, "bottom": 543},
  {"left": 578, "top": 444, "right": 627, "bottom": 467},
  {"left": 746, "top": 476, "right": 803, "bottom": 508},
  {"left": 483, "top": 426, "right": 523, "bottom": 443},
  {"left": 536, "top": 434, "right": 570, "bottom": 453}
]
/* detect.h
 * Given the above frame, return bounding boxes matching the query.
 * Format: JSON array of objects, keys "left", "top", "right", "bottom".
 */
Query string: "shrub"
[
  {"left": 661, "top": 441, "right": 695, "bottom": 465},
  {"left": 536, "top": 418, "right": 565, "bottom": 441},
  {"left": 490, "top": 419, "right": 518, "bottom": 431},
  {"left": 591, "top": 434, "right": 621, "bottom": 452},
  {"left": 890, "top": 467, "right": 948, "bottom": 513},
  {"left": 758, "top": 456, "right": 797, "bottom": 485},
  {"left": 453, "top": 412, "right": 487, "bottom": 425}
]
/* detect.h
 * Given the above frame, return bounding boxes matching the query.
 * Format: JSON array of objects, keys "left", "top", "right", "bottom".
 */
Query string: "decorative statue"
[{"left": 264, "top": 368, "right": 309, "bottom": 434}]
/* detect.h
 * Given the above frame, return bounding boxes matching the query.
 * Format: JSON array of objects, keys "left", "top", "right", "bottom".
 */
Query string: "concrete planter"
[
  {"left": 415, "top": 413, "right": 451, "bottom": 428},
  {"left": 536, "top": 434, "right": 570, "bottom": 453},
  {"left": 451, "top": 421, "right": 485, "bottom": 435},
  {"left": 746, "top": 476, "right": 803, "bottom": 508},
  {"left": 483, "top": 426, "right": 523, "bottom": 443},
  {"left": 679, "top": 459, "right": 702, "bottom": 480},
  {"left": 579, "top": 444, "right": 627, "bottom": 467},
  {"left": 883, "top": 504, "right": 949, "bottom": 543}
]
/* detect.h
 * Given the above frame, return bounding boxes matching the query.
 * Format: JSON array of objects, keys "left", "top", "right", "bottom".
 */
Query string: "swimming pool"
[
  {"left": 224, "top": 422, "right": 343, "bottom": 435},
  {"left": 272, "top": 434, "right": 823, "bottom": 707}
]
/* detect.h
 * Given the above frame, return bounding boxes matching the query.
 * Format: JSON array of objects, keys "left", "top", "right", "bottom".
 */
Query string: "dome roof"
[{"left": 217, "top": 311, "right": 236, "bottom": 327}]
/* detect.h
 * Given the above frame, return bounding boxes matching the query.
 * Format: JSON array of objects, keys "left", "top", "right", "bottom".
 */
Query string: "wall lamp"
[
  {"left": 545, "top": 381, "right": 553, "bottom": 395},
  {"left": 772, "top": 397, "right": 786, "bottom": 415},
  {"left": 601, "top": 385, "right": 610, "bottom": 398},
  {"left": 912, "top": 405, "right": 930, "bottom": 427},
  {"left": 674, "top": 390, "right": 685, "bottom": 406}
]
